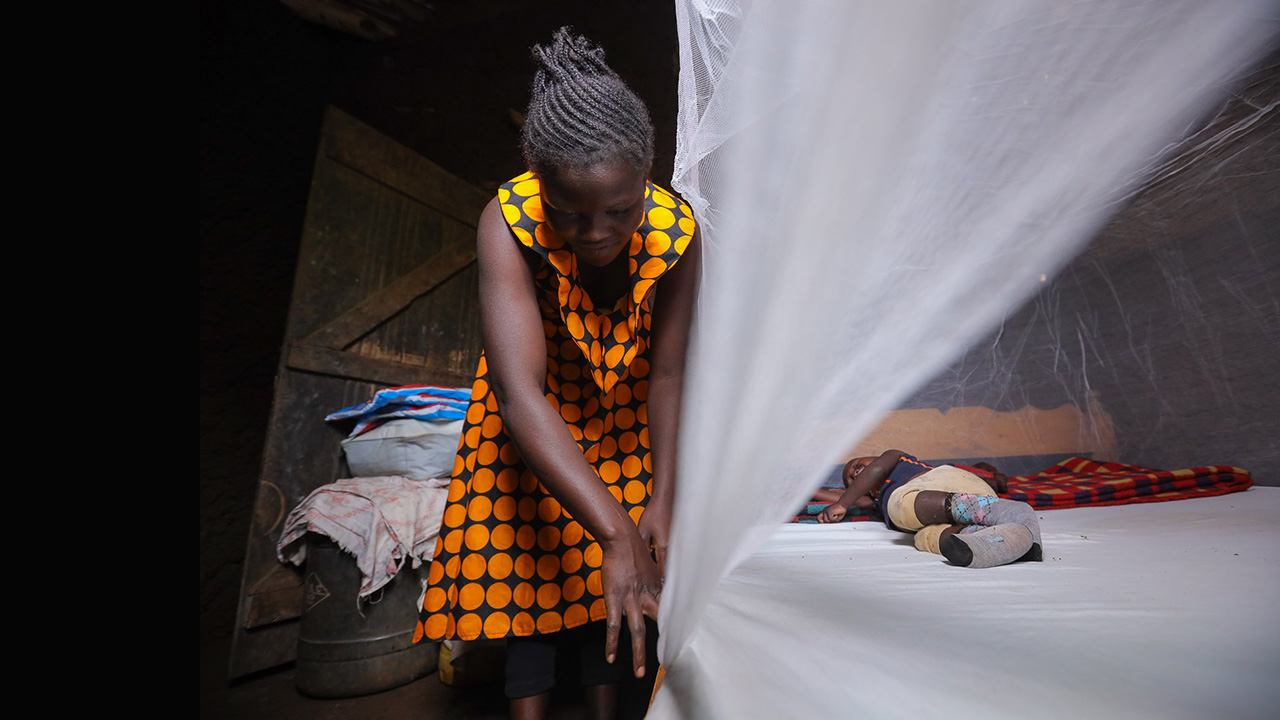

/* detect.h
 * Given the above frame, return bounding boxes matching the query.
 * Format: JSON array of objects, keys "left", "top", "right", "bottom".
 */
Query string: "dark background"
[
  {"left": 200, "top": 0, "right": 679, "bottom": 688},
  {"left": 201, "top": 1, "right": 1278, "bottom": 709}
]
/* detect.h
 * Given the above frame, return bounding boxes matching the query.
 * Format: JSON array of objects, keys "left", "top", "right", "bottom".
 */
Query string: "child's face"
[{"left": 538, "top": 159, "right": 647, "bottom": 267}]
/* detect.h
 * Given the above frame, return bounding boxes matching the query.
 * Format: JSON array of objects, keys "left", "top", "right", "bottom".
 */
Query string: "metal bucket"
[{"left": 295, "top": 536, "right": 438, "bottom": 698}]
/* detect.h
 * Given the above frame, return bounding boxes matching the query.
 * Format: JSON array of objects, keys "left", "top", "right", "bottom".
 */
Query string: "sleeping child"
[{"left": 816, "top": 450, "right": 1043, "bottom": 568}]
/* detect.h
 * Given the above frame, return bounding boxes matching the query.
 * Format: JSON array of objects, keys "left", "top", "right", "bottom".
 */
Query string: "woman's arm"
[
  {"left": 638, "top": 227, "right": 701, "bottom": 575},
  {"left": 818, "top": 450, "right": 905, "bottom": 523},
  {"left": 475, "top": 197, "right": 659, "bottom": 677}
]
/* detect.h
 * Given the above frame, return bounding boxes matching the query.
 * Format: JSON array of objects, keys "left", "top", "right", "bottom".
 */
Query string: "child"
[{"left": 818, "top": 450, "right": 1043, "bottom": 568}]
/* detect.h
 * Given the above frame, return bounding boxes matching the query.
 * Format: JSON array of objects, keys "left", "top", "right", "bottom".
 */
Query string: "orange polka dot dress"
[{"left": 414, "top": 172, "right": 696, "bottom": 643}]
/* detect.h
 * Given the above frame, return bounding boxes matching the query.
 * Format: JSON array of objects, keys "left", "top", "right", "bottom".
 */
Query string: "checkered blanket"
[
  {"left": 790, "top": 458, "right": 1252, "bottom": 523},
  {"left": 1004, "top": 457, "right": 1253, "bottom": 509},
  {"left": 791, "top": 500, "right": 878, "bottom": 524}
]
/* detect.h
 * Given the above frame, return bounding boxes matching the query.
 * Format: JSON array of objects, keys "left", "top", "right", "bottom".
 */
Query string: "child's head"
[
  {"left": 842, "top": 456, "right": 877, "bottom": 487},
  {"left": 521, "top": 27, "right": 655, "bottom": 180}
]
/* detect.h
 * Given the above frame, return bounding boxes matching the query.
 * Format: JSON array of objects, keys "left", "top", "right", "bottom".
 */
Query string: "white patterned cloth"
[{"left": 277, "top": 475, "right": 450, "bottom": 599}]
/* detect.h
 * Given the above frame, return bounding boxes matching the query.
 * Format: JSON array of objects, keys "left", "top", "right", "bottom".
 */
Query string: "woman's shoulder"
[
  {"left": 636, "top": 182, "right": 697, "bottom": 277},
  {"left": 645, "top": 182, "right": 696, "bottom": 225},
  {"left": 478, "top": 195, "right": 507, "bottom": 233},
  {"left": 492, "top": 173, "right": 545, "bottom": 253},
  {"left": 477, "top": 195, "right": 541, "bottom": 273}
]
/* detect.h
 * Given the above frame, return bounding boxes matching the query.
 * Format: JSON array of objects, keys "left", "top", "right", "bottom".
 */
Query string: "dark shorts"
[{"left": 504, "top": 619, "right": 657, "bottom": 698}]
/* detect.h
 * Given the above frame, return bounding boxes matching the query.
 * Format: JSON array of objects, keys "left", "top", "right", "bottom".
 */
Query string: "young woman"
[{"left": 414, "top": 27, "right": 699, "bottom": 720}]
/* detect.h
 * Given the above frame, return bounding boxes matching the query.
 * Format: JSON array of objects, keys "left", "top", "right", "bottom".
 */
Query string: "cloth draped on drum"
[{"left": 415, "top": 173, "right": 696, "bottom": 643}]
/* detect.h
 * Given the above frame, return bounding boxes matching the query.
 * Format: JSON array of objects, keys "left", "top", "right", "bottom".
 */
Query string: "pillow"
[{"left": 340, "top": 418, "right": 464, "bottom": 481}]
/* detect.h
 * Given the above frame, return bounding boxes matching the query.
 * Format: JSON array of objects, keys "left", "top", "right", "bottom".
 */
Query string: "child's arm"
[
  {"left": 811, "top": 488, "right": 843, "bottom": 503},
  {"left": 818, "top": 450, "right": 905, "bottom": 523}
]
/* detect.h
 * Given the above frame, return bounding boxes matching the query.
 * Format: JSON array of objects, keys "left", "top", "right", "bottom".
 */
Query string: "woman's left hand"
[{"left": 599, "top": 531, "right": 663, "bottom": 678}]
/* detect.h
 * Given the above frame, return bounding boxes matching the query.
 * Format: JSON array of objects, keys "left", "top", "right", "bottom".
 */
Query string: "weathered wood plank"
[
  {"left": 322, "top": 107, "right": 490, "bottom": 229},
  {"left": 230, "top": 107, "right": 485, "bottom": 678},
  {"left": 243, "top": 565, "right": 307, "bottom": 629},
  {"left": 231, "top": 370, "right": 355, "bottom": 676},
  {"left": 349, "top": 218, "right": 482, "bottom": 378},
  {"left": 300, "top": 238, "right": 476, "bottom": 350},
  {"left": 280, "top": 0, "right": 397, "bottom": 41},
  {"left": 287, "top": 343, "right": 474, "bottom": 388}
]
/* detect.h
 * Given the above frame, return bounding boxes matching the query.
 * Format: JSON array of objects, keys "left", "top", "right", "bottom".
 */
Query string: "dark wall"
[
  {"left": 200, "top": 0, "right": 679, "bottom": 652},
  {"left": 906, "top": 53, "right": 1280, "bottom": 483}
]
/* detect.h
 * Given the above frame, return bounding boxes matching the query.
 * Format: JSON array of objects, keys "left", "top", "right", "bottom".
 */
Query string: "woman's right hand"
[
  {"left": 600, "top": 531, "right": 662, "bottom": 678},
  {"left": 636, "top": 494, "right": 672, "bottom": 575}
]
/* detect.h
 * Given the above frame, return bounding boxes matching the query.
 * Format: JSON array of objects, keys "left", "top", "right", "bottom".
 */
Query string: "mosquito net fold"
[{"left": 656, "top": 1, "right": 1278, "bottom": 717}]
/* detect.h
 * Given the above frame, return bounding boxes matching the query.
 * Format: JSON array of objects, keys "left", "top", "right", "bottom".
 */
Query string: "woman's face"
[{"left": 538, "top": 159, "right": 647, "bottom": 267}]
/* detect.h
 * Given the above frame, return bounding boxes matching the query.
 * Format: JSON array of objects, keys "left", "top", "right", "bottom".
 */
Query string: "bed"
[{"left": 650, "top": 486, "right": 1280, "bottom": 720}]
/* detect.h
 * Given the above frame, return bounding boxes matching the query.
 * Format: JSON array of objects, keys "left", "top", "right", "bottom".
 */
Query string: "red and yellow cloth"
[
  {"left": 1004, "top": 457, "right": 1252, "bottom": 509},
  {"left": 792, "top": 457, "right": 1252, "bottom": 522}
]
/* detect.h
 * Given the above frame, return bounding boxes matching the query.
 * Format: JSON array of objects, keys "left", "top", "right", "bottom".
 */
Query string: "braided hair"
[{"left": 520, "top": 27, "right": 655, "bottom": 177}]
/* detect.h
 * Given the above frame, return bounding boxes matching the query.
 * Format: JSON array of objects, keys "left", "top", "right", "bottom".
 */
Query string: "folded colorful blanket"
[
  {"left": 325, "top": 384, "right": 470, "bottom": 438},
  {"left": 1004, "top": 457, "right": 1253, "bottom": 509}
]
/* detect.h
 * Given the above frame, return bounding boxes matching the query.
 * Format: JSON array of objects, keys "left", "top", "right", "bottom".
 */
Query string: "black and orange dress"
[{"left": 414, "top": 171, "right": 696, "bottom": 645}]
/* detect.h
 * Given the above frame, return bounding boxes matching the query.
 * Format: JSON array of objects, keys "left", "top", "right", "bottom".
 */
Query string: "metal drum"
[{"left": 295, "top": 536, "right": 438, "bottom": 698}]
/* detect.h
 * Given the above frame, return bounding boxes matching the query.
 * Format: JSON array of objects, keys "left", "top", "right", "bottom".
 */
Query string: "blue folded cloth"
[{"left": 325, "top": 385, "right": 471, "bottom": 437}]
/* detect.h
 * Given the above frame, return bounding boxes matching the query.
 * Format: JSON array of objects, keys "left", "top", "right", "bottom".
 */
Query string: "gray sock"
[
  {"left": 947, "top": 494, "right": 1042, "bottom": 552},
  {"left": 941, "top": 524, "right": 1033, "bottom": 568}
]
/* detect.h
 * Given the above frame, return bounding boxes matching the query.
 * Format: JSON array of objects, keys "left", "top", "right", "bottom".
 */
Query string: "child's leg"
[
  {"left": 913, "top": 491, "right": 1043, "bottom": 566},
  {"left": 902, "top": 492, "right": 967, "bottom": 555},
  {"left": 947, "top": 493, "right": 1042, "bottom": 560},
  {"left": 940, "top": 523, "right": 1034, "bottom": 568},
  {"left": 913, "top": 523, "right": 968, "bottom": 554},
  {"left": 911, "top": 490, "right": 953, "bottom": 526}
]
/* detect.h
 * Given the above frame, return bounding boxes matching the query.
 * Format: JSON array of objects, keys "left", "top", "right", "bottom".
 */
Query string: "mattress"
[{"left": 651, "top": 487, "right": 1280, "bottom": 720}]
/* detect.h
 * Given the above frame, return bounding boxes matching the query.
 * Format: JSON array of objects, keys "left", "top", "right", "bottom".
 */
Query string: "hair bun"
[
  {"left": 521, "top": 26, "right": 655, "bottom": 175},
  {"left": 531, "top": 26, "right": 614, "bottom": 85}
]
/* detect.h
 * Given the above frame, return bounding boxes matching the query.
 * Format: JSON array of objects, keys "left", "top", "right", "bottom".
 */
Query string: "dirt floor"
[{"left": 200, "top": 2, "right": 678, "bottom": 717}]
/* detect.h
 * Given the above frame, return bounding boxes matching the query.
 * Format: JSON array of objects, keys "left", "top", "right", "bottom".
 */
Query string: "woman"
[{"left": 414, "top": 27, "right": 699, "bottom": 720}]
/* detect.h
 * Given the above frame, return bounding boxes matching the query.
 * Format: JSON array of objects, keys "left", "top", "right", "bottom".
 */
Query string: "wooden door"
[{"left": 229, "top": 107, "right": 487, "bottom": 677}]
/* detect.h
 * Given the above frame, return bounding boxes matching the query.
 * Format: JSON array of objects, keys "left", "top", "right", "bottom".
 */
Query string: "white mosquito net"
[{"left": 653, "top": 1, "right": 1279, "bottom": 717}]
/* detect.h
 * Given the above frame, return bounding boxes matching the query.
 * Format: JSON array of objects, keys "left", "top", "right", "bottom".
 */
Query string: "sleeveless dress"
[{"left": 414, "top": 172, "right": 696, "bottom": 643}]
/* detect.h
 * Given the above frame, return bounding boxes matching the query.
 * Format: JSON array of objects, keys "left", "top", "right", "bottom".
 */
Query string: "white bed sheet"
[{"left": 651, "top": 487, "right": 1280, "bottom": 720}]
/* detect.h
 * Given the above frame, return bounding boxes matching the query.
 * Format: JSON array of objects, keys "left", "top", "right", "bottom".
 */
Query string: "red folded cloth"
[{"left": 1003, "top": 457, "right": 1253, "bottom": 510}]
